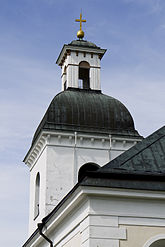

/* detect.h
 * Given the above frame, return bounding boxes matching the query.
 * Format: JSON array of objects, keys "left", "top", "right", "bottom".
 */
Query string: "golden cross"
[{"left": 75, "top": 13, "right": 86, "bottom": 31}]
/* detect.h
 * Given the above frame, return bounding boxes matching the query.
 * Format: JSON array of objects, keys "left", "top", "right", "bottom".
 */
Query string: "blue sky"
[{"left": 0, "top": 0, "right": 165, "bottom": 246}]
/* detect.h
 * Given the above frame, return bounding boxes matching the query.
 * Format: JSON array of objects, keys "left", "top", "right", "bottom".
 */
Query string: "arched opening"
[
  {"left": 63, "top": 66, "right": 67, "bottom": 90},
  {"left": 78, "top": 162, "right": 100, "bottom": 182},
  {"left": 143, "top": 235, "right": 165, "bottom": 247},
  {"left": 34, "top": 172, "right": 40, "bottom": 219},
  {"left": 150, "top": 239, "right": 165, "bottom": 247},
  {"left": 78, "top": 61, "right": 90, "bottom": 89}
]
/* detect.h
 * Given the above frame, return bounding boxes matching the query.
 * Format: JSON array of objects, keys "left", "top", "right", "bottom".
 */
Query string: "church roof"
[
  {"left": 69, "top": 39, "right": 99, "bottom": 48},
  {"left": 81, "top": 126, "right": 165, "bottom": 191},
  {"left": 32, "top": 88, "right": 140, "bottom": 145},
  {"left": 100, "top": 125, "right": 165, "bottom": 174}
]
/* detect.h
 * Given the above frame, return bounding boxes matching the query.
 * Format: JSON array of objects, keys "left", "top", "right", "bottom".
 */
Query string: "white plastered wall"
[
  {"left": 27, "top": 188, "right": 165, "bottom": 247},
  {"left": 27, "top": 132, "right": 141, "bottom": 236},
  {"left": 120, "top": 226, "right": 165, "bottom": 247},
  {"left": 28, "top": 148, "right": 47, "bottom": 235},
  {"left": 89, "top": 192, "right": 165, "bottom": 247},
  {"left": 45, "top": 145, "right": 75, "bottom": 215}
]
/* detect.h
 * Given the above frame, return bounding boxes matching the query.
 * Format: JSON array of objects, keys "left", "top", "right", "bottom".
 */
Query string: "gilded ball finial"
[
  {"left": 75, "top": 13, "right": 86, "bottom": 40},
  {"left": 77, "top": 30, "right": 84, "bottom": 39}
]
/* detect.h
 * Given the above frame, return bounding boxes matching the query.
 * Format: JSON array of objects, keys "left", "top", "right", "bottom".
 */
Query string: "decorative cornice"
[
  {"left": 56, "top": 45, "right": 106, "bottom": 66},
  {"left": 24, "top": 130, "right": 142, "bottom": 170}
]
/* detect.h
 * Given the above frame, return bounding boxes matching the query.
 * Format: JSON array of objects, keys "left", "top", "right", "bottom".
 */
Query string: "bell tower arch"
[
  {"left": 57, "top": 39, "right": 106, "bottom": 91},
  {"left": 78, "top": 61, "right": 90, "bottom": 89}
]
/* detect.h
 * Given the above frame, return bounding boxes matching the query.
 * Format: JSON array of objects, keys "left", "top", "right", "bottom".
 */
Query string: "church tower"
[{"left": 24, "top": 14, "right": 142, "bottom": 235}]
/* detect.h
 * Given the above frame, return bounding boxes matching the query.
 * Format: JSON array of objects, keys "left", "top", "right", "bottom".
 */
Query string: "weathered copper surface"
[{"left": 32, "top": 88, "right": 140, "bottom": 144}]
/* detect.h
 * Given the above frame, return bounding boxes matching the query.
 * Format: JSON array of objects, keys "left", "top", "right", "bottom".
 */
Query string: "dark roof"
[
  {"left": 81, "top": 126, "right": 165, "bottom": 191},
  {"left": 100, "top": 125, "right": 165, "bottom": 174},
  {"left": 69, "top": 40, "right": 99, "bottom": 48},
  {"left": 32, "top": 88, "right": 140, "bottom": 144}
]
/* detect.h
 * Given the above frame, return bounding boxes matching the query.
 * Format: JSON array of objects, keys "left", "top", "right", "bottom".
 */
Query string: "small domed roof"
[
  {"left": 69, "top": 40, "right": 99, "bottom": 48},
  {"left": 32, "top": 88, "right": 140, "bottom": 144}
]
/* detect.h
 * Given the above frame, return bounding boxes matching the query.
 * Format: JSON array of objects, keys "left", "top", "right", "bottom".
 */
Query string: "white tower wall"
[
  {"left": 28, "top": 148, "right": 47, "bottom": 234},
  {"left": 26, "top": 131, "right": 141, "bottom": 235}
]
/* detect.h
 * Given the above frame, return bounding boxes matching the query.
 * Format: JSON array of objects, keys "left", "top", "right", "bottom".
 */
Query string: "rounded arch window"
[
  {"left": 150, "top": 239, "right": 165, "bottom": 247},
  {"left": 79, "top": 61, "right": 90, "bottom": 69},
  {"left": 34, "top": 172, "right": 40, "bottom": 219},
  {"left": 143, "top": 235, "right": 165, "bottom": 247},
  {"left": 63, "top": 66, "right": 67, "bottom": 90},
  {"left": 78, "top": 162, "right": 100, "bottom": 182},
  {"left": 78, "top": 61, "right": 90, "bottom": 89}
]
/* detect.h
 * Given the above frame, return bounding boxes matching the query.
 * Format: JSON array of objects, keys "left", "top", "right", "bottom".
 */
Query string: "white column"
[{"left": 90, "top": 67, "right": 101, "bottom": 90}]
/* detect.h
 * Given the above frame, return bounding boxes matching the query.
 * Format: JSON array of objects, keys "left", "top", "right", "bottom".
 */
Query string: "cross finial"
[{"left": 75, "top": 12, "right": 86, "bottom": 39}]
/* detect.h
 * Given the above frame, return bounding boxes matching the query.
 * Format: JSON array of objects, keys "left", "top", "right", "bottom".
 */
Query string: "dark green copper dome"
[
  {"left": 32, "top": 88, "right": 140, "bottom": 144},
  {"left": 69, "top": 40, "right": 99, "bottom": 48}
]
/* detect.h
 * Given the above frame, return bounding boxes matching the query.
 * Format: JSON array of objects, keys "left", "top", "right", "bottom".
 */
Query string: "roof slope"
[
  {"left": 69, "top": 40, "right": 99, "bottom": 48},
  {"left": 100, "top": 125, "right": 165, "bottom": 174},
  {"left": 81, "top": 126, "right": 165, "bottom": 191}
]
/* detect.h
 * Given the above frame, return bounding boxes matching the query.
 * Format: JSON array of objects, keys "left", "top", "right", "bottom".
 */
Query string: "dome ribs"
[{"left": 32, "top": 88, "right": 140, "bottom": 144}]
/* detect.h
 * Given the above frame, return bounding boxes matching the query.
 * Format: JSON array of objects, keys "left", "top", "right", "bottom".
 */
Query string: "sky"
[{"left": 0, "top": 0, "right": 165, "bottom": 246}]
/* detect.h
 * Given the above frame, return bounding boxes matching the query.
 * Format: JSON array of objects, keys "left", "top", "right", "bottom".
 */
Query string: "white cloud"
[
  {"left": 102, "top": 68, "right": 165, "bottom": 137},
  {"left": 0, "top": 53, "right": 60, "bottom": 247},
  {"left": 160, "top": 24, "right": 165, "bottom": 29},
  {"left": 122, "top": 0, "right": 164, "bottom": 14},
  {"left": 0, "top": 164, "right": 29, "bottom": 246}
]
